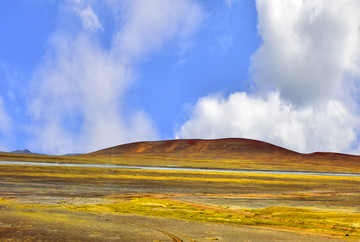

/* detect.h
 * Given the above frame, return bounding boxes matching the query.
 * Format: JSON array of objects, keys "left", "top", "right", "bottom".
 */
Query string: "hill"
[
  {"left": 90, "top": 138, "right": 296, "bottom": 156},
  {"left": 87, "top": 138, "right": 360, "bottom": 173}
]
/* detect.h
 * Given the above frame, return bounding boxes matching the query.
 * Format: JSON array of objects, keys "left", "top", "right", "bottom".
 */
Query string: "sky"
[{"left": 0, "top": 0, "right": 360, "bottom": 155}]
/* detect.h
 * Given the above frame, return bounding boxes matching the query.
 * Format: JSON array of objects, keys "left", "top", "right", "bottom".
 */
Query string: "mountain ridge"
[{"left": 11, "top": 149, "right": 32, "bottom": 154}]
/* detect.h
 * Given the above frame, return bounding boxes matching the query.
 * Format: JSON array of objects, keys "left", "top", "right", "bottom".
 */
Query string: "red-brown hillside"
[
  {"left": 90, "top": 138, "right": 297, "bottom": 156},
  {"left": 87, "top": 138, "right": 360, "bottom": 173}
]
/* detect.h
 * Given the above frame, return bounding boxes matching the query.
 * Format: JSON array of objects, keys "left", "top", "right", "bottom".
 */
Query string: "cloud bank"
[
  {"left": 28, "top": 0, "right": 203, "bottom": 154},
  {"left": 177, "top": 0, "right": 360, "bottom": 154},
  {"left": 177, "top": 92, "right": 358, "bottom": 153}
]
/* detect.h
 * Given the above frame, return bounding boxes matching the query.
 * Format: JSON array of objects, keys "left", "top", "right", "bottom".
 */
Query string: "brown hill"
[
  {"left": 87, "top": 138, "right": 360, "bottom": 173},
  {"left": 90, "top": 138, "right": 296, "bottom": 156}
]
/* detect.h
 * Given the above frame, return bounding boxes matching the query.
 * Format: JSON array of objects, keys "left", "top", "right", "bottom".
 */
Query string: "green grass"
[
  {"left": 68, "top": 197, "right": 360, "bottom": 239},
  {"left": 248, "top": 207, "right": 360, "bottom": 237}
]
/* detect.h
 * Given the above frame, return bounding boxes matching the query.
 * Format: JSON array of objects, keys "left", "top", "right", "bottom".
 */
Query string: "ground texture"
[{"left": 1, "top": 139, "right": 360, "bottom": 241}]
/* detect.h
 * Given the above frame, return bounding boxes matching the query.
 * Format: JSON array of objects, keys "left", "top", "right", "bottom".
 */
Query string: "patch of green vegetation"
[
  {"left": 2, "top": 195, "right": 359, "bottom": 239},
  {"left": 247, "top": 206, "right": 360, "bottom": 239},
  {"left": 69, "top": 198, "right": 360, "bottom": 239},
  {"left": 73, "top": 198, "right": 261, "bottom": 225}
]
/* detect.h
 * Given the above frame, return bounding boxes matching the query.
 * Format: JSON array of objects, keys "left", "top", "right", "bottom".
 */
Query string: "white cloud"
[
  {"left": 112, "top": 0, "right": 203, "bottom": 63},
  {"left": 251, "top": 0, "right": 360, "bottom": 105},
  {"left": 177, "top": 0, "right": 360, "bottom": 154},
  {"left": 177, "top": 92, "right": 358, "bottom": 153},
  {"left": 28, "top": 34, "right": 154, "bottom": 154},
  {"left": 0, "top": 96, "right": 11, "bottom": 134},
  {"left": 0, "top": 96, "right": 11, "bottom": 151},
  {"left": 28, "top": 0, "right": 203, "bottom": 154},
  {"left": 73, "top": 0, "right": 102, "bottom": 31}
]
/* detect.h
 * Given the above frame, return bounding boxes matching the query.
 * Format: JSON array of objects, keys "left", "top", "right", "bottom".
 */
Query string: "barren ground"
[{"left": 1, "top": 161, "right": 359, "bottom": 241}]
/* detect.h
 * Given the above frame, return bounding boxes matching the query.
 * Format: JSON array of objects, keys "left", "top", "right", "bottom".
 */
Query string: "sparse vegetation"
[
  {"left": 1, "top": 139, "right": 360, "bottom": 240},
  {"left": 2, "top": 196, "right": 360, "bottom": 239}
]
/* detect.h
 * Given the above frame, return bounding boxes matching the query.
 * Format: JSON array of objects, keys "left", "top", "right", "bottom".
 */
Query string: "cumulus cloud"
[
  {"left": 177, "top": 0, "right": 360, "bottom": 154},
  {"left": 28, "top": 0, "right": 203, "bottom": 154},
  {"left": 251, "top": 0, "right": 360, "bottom": 105},
  {"left": 177, "top": 92, "right": 358, "bottom": 153}
]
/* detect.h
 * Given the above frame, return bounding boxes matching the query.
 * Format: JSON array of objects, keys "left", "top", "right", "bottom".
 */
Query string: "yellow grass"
[
  {"left": 1, "top": 150, "right": 360, "bottom": 240},
  {"left": 3, "top": 196, "right": 359, "bottom": 239},
  {"left": 67, "top": 197, "right": 360, "bottom": 239}
]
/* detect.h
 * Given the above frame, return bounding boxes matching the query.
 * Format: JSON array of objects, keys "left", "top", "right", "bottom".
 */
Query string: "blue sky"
[{"left": 0, "top": 0, "right": 360, "bottom": 155}]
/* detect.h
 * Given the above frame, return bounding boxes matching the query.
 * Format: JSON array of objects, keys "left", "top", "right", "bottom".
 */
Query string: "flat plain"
[{"left": 1, "top": 138, "right": 360, "bottom": 241}]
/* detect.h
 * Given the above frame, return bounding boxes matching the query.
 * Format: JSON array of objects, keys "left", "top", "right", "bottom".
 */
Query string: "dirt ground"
[{"left": 1, "top": 163, "right": 359, "bottom": 241}]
